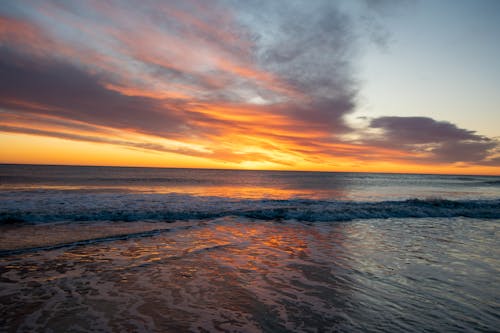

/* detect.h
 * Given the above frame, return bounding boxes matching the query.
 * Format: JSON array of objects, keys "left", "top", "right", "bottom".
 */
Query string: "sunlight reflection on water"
[{"left": 2, "top": 165, "right": 499, "bottom": 201}]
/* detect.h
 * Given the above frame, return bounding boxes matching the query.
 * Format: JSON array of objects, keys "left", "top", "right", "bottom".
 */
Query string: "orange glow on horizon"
[{"left": 1, "top": 132, "right": 499, "bottom": 176}]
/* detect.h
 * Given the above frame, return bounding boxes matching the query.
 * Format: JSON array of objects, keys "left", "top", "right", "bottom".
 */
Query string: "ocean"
[{"left": 0, "top": 164, "right": 499, "bottom": 332}]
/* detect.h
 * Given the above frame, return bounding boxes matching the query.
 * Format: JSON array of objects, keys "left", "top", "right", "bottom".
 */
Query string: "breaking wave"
[{"left": 1, "top": 192, "right": 499, "bottom": 224}]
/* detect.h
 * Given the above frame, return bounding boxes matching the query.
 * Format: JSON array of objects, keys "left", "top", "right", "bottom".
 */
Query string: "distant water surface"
[{"left": 1, "top": 164, "right": 499, "bottom": 200}]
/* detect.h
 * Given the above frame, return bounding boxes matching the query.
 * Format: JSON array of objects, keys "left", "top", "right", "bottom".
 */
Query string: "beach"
[{"left": 1, "top": 165, "right": 499, "bottom": 332}]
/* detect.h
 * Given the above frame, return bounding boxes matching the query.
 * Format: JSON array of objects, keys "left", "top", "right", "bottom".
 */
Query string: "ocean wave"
[
  {"left": 0, "top": 228, "right": 170, "bottom": 256},
  {"left": 482, "top": 179, "right": 500, "bottom": 185},
  {"left": 1, "top": 192, "right": 499, "bottom": 224}
]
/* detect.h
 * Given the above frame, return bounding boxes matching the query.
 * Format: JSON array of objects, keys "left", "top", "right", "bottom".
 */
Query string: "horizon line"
[{"left": 1, "top": 162, "right": 498, "bottom": 177}]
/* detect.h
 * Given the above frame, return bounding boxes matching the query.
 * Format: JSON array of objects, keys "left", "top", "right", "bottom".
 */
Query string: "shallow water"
[{"left": 1, "top": 217, "right": 498, "bottom": 332}]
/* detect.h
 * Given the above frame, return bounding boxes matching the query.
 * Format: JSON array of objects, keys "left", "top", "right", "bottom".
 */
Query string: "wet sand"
[{"left": 1, "top": 217, "right": 498, "bottom": 332}]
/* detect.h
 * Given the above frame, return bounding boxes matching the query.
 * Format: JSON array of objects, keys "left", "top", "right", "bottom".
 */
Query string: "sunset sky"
[{"left": 1, "top": 0, "right": 499, "bottom": 174}]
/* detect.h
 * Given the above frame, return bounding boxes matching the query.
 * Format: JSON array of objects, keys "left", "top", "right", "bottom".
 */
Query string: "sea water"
[{"left": 0, "top": 164, "right": 499, "bottom": 332}]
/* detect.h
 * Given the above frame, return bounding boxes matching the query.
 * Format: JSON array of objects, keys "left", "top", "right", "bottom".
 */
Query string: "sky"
[{"left": 1, "top": 0, "right": 499, "bottom": 175}]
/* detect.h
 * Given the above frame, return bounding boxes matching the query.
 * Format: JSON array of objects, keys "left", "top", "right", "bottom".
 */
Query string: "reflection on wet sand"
[
  {"left": 0, "top": 218, "right": 353, "bottom": 332},
  {"left": 1, "top": 217, "right": 498, "bottom": 332}
]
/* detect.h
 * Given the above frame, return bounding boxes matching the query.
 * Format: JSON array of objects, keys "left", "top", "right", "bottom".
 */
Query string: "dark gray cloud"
[
  {"left": 370, "top": 116, "right": 483, "bottom": 144},
  {"left": 281, "top": 98, "right": 355, "bottom": 134},
  {"left": 367, "top": 116, "right": 499, "bottom": 165},
  {"left": 430, "top": 140, "right": 497, "bottom": 163}
]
